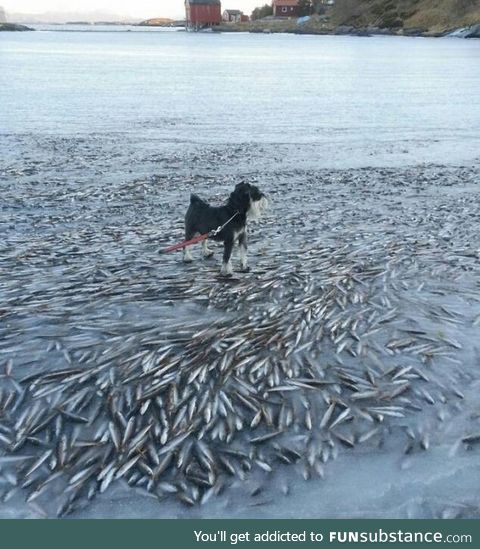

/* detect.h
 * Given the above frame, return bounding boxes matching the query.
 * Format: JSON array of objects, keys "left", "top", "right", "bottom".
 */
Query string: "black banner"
[{"left": 0, "top": 520, "right": 477, "bottom": 549}]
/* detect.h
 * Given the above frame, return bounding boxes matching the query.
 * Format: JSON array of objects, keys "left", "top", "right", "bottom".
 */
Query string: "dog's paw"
[
  {"left": 203, "top": 251, "right": 214, "bottom": 259},
  {"left": 239, "top": 266, "right": 250, "bottom": 273},
  {"left": 220, "top": 262, "right": 233, "bottom": 277},
  {"left": 183, "top": 257, "right": 194, "bottom": 263}
]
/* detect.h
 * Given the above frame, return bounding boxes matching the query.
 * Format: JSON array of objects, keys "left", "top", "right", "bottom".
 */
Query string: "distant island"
[
  {"left": 2, "top": 8, "right": 141, "bottom": 25},
  {"left": 65, "top": 21, "right": 137, "bottom": 26},
  {"left": 137, "top": 18, "right": 185, "bottom": 28},
  {"left": 0, "top": 22, "right": 33, "bottom": 31}
]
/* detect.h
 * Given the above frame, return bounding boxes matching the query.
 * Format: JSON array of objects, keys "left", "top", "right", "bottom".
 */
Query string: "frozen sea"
[
  {"left": 0, "top": 27, "right": 480, "bottom": 519},
  {"left": 1, "top": 26, "right": 480, "bottom": 166}
]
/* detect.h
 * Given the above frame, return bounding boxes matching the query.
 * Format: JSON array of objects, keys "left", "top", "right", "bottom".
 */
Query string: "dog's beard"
[{"left": 247, "top": 196, "right": 268, "bottom": 222}]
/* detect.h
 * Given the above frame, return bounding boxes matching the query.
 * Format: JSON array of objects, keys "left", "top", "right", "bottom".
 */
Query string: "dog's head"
[{"left": 229, "top": 182, "right": 267, "bottom": 221}]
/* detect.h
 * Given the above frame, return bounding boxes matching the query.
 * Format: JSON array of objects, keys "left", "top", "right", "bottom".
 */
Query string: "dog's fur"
[{"left": 183, "top": 182, "right": 267, "bottom": 276}]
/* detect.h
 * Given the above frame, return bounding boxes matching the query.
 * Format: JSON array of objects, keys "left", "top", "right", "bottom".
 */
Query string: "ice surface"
[{"left": 1, "top": 30, "right": 479, "bottom": 519}]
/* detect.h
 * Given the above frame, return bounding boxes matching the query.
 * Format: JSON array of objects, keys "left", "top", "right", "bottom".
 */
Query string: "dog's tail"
[{"left": 190, "top": 193, "right": 206, "bottom": 206}]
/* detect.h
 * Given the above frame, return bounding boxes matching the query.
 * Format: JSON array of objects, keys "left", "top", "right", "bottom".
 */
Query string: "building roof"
[
  {"left": 186, "top": 0, "right": 221, "bottom": 5},
  {"left": 273, "top": 0, "right": 299, "bottom": 6},
  {"left": 224, "top": 9, "right": 242, "bottom": 15}
]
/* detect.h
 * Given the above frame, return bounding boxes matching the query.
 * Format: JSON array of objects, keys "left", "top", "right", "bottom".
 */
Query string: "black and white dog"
[{"left": 183, "top": 182, "right": 267, "bottom": 276}]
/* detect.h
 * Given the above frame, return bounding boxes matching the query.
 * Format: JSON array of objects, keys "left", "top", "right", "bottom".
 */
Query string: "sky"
[{"left": 2, "top": 0, "right": 264, "bottom": 19}]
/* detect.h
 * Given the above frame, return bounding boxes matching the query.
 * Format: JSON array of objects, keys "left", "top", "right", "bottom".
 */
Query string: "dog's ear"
[{"left": 235, "top": 182, "right": 251, "bottom": 195}]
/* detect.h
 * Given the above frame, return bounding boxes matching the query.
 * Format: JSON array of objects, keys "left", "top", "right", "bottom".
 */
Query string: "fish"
[{"left": 2, "top": 164, "right": 476, "bottom": 517}]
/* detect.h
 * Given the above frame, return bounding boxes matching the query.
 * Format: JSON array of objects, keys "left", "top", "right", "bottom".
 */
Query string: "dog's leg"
[
  {"left": 183, "top": 231, "right": 195, "bottom": 263},
  {"left": 202, "top": 238, "right": 214, "bottom": 259},
  {"left": 220, "top": 236, "right": 234, "bottom": 277},
  {"left": 238, "top": 231, "right": 249, "bottom": 273},
  {"left": 183, "top": 245, "right": 194, "bottom": 262},
  {"left": 183, "top": 227, "right": 196, "bottom": 263}
]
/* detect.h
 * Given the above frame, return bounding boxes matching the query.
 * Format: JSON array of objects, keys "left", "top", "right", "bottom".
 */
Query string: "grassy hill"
[
  {"left": 217, "top": 0, "right": 480, "bottom": 36},
  {"left": 331, "top": 0, "right": 480, "bottom": 33}
]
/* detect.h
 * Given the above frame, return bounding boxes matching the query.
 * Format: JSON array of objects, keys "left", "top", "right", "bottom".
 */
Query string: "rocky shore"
[
  {"left": 449, "top": 23, "right": 480, "bottom": 38},
  {"left": 214, "top": 17, "right": 480, "bottom": 39}
]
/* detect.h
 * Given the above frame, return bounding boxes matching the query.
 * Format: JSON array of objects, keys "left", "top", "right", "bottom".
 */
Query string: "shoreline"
[
  {"left": 2, "top": 20, "right": 479, "bottom": 39},
  {"left": 212, "top": 20, "right": 480, "bottom": 39}
]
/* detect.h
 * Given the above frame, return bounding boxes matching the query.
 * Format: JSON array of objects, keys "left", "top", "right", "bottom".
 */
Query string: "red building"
[
  {"left": 272, "top": 0, "right": 300, "bottom": 17},
  {"left": 185, "top": 0, "right": 222, "bottom": 29}
]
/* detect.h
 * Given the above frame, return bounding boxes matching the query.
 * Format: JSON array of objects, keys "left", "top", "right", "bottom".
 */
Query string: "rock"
[
  {"left": 464, "top": 24, "right": 480, "bottom": 39},
  {"left": 365, "top": 26, "right": 394, "bottom": 35},
  {"left": 0, "top": 22, "right": 33, "bottom": 31},
  {"left": 352, "top": 28, "right": 371, "bottom": 37},
  {"left": 334, "top": 25, "right": 354, "bottom": 35},
  {"left": 402, "top": 27, "right": 427, "bottom": 37},
  {"left": 449, "top": 24, "right": 480, "bottom": 38}
]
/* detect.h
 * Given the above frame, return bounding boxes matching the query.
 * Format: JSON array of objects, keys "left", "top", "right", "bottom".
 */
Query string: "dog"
[{"left": 183, "top": 182, "right": 267, "bottom": 277}]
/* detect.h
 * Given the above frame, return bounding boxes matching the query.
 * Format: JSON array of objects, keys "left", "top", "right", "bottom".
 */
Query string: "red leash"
[
  {"left": 161, "top": 233, "right": 209, "bottom": 254},
  {"left": 161, "top": 211, "right": 240, "bottom": 254}
]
